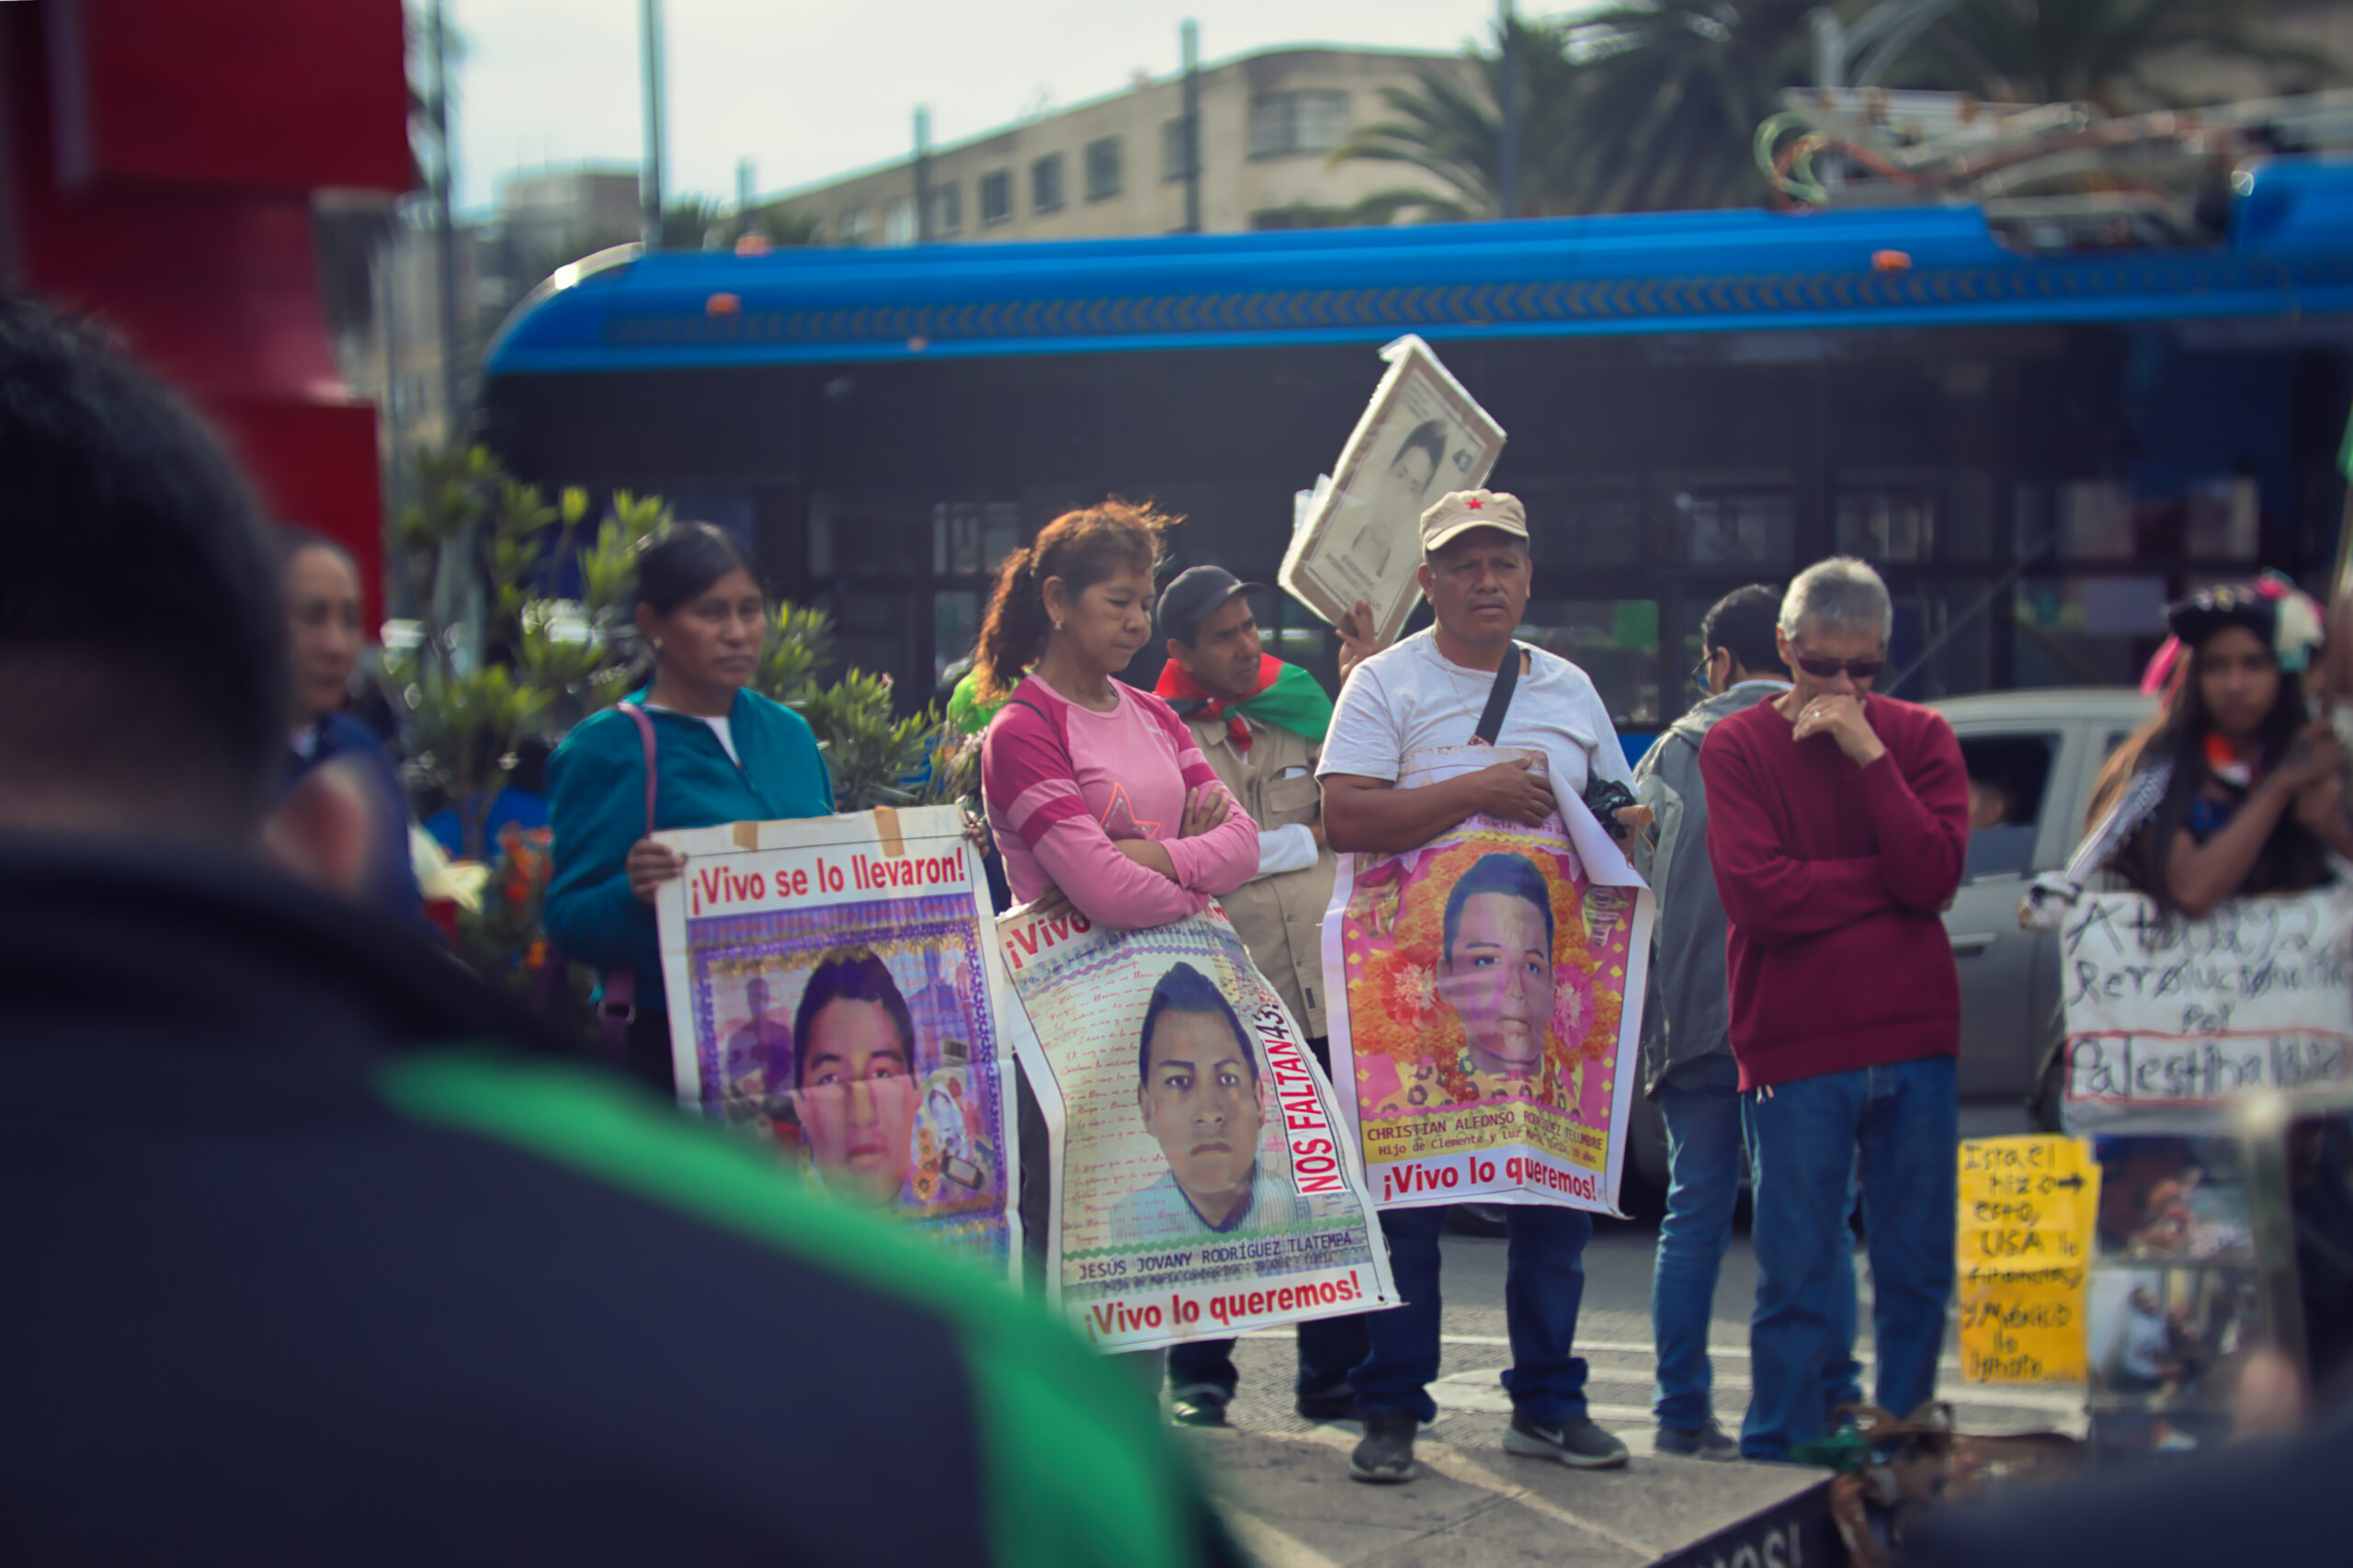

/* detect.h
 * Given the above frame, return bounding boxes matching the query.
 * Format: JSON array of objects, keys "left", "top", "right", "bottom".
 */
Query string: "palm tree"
[
  {"left": 1331, "top": 16, "right": 1593, "bottom": 222},
  {"left": 733, "top": 203, "right": 824, "bottom": 248},
  {"left": 1334, "top": 3, "right": 1820, "bottom": 221},
  {"left": 1556, "top": 0, "right": 1821, "bottom": 212},
  {"left": 1900, "top": 0, "right": 2334, "bottom": 112},
  {"left": 659, "top": 197, "right": 729, "bottom": 250}
]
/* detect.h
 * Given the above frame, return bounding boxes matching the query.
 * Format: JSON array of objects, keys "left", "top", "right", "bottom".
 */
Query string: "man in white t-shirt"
[{"left": 1318, "top": 488, "right": 1636, "bottom": 1484}]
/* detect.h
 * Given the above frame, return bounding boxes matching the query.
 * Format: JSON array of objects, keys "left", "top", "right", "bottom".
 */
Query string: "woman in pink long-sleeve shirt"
[{"left": 977, "top": 500, "right": 1259, "bottom": 926}]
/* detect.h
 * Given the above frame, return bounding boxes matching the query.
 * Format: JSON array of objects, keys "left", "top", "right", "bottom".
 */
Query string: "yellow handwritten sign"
[{"left": 1956, "top": 1135, "right": 2099, "bottom": 1383}]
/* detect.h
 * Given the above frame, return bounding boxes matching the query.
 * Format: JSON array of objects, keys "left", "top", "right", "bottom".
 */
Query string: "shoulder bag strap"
[
  {"left": 597, "top": 702, "right": 663, "bottom": 1049},
  {"left": 1472, "top": 644, "right": 1520, "bottom": 747},
  {"left": 617, "top": 701, "right": 660, "bottom": 835}
]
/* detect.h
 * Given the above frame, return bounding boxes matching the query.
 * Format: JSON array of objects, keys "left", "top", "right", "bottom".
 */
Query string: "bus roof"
[{"left": 485, "top": 157, "right": 2353, "bottom": 377}]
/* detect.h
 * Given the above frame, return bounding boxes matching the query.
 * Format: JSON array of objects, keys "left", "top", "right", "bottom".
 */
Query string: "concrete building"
[
  {"left": 494, "top": 166, "right": 642, "bottom": 255},
  {"left": 332, "top": 166, "right": 645, "bottom": 602},
  {"left": 767, "top": 46, "right": 1477, "bottom": 245}
]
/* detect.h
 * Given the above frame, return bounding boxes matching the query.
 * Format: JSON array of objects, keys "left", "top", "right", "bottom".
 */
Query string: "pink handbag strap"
[
  {"left": 616, "top": 701, "right": 659, "bottom": 834},
  {"left": 596, "top": 702, "right": 663, "bottom": 1047}
]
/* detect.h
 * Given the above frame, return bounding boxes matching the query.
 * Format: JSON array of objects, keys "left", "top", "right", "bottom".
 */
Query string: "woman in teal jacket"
[{"left": 546, "top": 523, "right": 834, "bottom": 1096}]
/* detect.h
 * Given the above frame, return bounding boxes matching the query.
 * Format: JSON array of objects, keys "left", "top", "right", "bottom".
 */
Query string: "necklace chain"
[{"left": 1436, "top": 639, "right": 1515, "bottom": 722}]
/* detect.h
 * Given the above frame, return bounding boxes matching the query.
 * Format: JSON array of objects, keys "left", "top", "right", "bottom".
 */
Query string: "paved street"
[{"left": 1179, "top": 1211, "right": 2086, "bottom": 1566}]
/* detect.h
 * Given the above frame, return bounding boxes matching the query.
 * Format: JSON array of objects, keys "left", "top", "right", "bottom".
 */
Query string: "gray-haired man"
[{"left": 1697, "top": 558, "right": 1970, "bottom": 1462}]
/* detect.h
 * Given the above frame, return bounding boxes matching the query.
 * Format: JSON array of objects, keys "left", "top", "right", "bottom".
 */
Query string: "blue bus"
[{"left": 483, "top": 156, "right": 2353, "bottom": 728}]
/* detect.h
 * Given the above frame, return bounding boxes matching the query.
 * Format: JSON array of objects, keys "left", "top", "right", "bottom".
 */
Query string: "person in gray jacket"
[{"left": 1635, "top": 585, "right": 1859, "bottom": 1459}]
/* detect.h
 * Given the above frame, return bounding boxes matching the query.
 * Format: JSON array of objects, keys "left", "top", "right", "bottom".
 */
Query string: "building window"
[
  {"left": 881, "top": 195, "right": 915, "bottom": 246},
  {"left": 929, "top": 181, "right": 961, "bottom": 237},
  {"left": 1085, "top": 136, "right": 1122, "bottom": 201},
  {"left": 1032, "top": 153, "right": 1064, "bottom": 213},
  {"left": 1248, "top": 90, "right": 1349, "bottom": 158},
  {"left": 1161, "top": 117, "right": 1196, "bottom": 183},
  {"left": 837, "top": 206, "right": 870, "bottom": 245},
  {"left": 979, "top": 170, "right": 1012, "bottom": 226}
]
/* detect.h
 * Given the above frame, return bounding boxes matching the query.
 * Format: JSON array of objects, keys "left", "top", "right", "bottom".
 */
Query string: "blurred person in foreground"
[
  {"left": 0, "top": 293, "right": 1236, "bottom": 1568},
  {"left": 1906, "top": 1392, "right": 2348, "bottom": 1567},
  {"left": 278, "top": 524, "right": 427, "bottom": 925},
  {"left": 1319, "top": 488, "right": 1638, "bottom": 1484},
  {"left": 1634, "top": 584, "right": 1860, "bottom": 1461},
  {"left": 1699, "top": 557, "right": 1969, "bottom": 1463},
  {"left": 1151, "top": 566, "right": 1366, "bottom": 1425}
]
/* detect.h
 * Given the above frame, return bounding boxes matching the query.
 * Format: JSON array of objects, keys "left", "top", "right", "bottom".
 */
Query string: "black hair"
[
  {"left": 0, "top": 293, "right": 286, "bottom": 831},
  {"left": 2094, "top": 623, "right": 2332, "bottom": 912},
  {"left": 1701, "top": 584, "right": 1781, "bottom": 679},
  {"left": 1392, "top": 420, "right": 1449, "bottom": 493},
  {"left": 1442, "top": 852, "right": 1555, "bottom": 961},
  {"left": 634, "top": 521, "right": 756, "bottom": 616},
  {"left": 1137, "top": 961, "right": 1257, "bottom": 1085},
  {"left": 275, "top": 523, "right": 357, "bottom": 574},
  {"left": 791, "top": 947, "right": 917, "bottom": 1087}
]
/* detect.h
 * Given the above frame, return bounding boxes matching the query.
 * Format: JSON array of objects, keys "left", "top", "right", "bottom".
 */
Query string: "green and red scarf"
[{"left": 1154, "top": 653, "right": 1334, "bottom": 753}]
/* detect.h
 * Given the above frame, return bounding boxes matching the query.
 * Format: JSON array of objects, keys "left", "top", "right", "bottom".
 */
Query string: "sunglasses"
[{"left": 1791, "top": 653, "right": 1885, "bottom": 681}]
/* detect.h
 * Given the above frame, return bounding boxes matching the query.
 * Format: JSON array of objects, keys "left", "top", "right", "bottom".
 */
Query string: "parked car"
[{"left": 1622, "top": 687, "right": 2154, "bottom": 1206}]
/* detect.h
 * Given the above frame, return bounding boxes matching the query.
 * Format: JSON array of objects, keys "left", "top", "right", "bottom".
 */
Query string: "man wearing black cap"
[{"left": 1151, "top": 563, "right": 1367, "bottom": 1427}]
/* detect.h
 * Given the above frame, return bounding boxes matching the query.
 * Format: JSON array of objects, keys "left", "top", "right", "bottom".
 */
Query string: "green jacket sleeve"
[{"left": 544, "top": 712, "right": 660, "bottom": 980}]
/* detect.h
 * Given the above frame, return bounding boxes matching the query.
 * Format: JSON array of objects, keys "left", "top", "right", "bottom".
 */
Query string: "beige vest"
[{"left": 1184, "top": 709, "right": 1339, "bottom": 1039}]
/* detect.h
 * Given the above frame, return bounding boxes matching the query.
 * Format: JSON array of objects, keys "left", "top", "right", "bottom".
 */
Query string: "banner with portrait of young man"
[
  {"left": 654, "top": 807, "right": 1028, "bottom": 1278},
  {"left": 1324, "top": 746, "right": 1652, "bottom": 1216},
  {"left": 997, "top": 902, "right": 1397, "bottom": 1355}
]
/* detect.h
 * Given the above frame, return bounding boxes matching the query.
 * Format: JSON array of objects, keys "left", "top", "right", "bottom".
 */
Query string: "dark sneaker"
[
  {"left": 1295, "top": 1381, "right": 1358, "bottom": 1423},
  {"left": 1505, "top": 1414, "right": 1630, "bottom": 1470},
  {"left": 1170, "top": 1391, "right": 1229, "bottom": 1427},
  {"left": 1349, "top": 1410, "right": 1419, "bottom": 1483},
  {"left": 1654, "top": 1418, "right": 1739, "bottom": 1461}
]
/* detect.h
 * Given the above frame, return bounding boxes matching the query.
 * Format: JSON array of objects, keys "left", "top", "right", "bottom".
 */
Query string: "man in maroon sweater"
[{"left": 1697, "top": 557, "right": 1969, "bottom": 1462}]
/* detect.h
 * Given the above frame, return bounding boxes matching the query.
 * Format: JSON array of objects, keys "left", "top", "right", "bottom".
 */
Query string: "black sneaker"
[
  {"left": 1349, "top": 1410, "right": 1419, "bottom": 1483},
  {"left": 1654, "top": 1417, "right": 1739, "bottom": 1461},
  {"left": 1504, "top": 1414, "right": 1630, "bottom": 1470},
  {"left": 1170, "top": 1391, "right": 1229, "bottom": 1427},
  {"left": 1295, "top": 1381, "right": 1358, "bottom": 1423}
]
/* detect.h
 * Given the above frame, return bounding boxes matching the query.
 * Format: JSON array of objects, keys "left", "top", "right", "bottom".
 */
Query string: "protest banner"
[
  {"left": 997, "top": 901, "right": 1395, "bottom": 1353},
  {"left": 1956, "top": 1135, "right": 2098, "bottom": 1383},
  {"left": 2078, "top": 1119, "right": 2306, "bottom": 1454},
  {"left": 654, "top": 807, "right": 1026, "bottom": 1277},
  {"left": 2060, "top": 885, "right": 2353, "bottom": 1133},
  {"left": 1279, "top": 334, "right": 1506, "bottom": 647},
  {"left": 1323, "top": 746, "right": 1651, "bottom": 1216}
]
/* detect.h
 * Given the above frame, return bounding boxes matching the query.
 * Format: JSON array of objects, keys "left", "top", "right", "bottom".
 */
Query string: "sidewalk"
[
  {"left": 1175, "top": 1226, "right": 2085, "bottom": 1564},
  {"left": 1186, "top": 1414, "right": 1817, "bottom": 1567}
]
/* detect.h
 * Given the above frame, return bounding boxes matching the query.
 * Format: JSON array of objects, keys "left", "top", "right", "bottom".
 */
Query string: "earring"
[
  {"left": 1051, "top": 619, "right": 1063, "bottom": 633},
  {"left": 653, "top": 638, "right": 664, "bottom": 652}
]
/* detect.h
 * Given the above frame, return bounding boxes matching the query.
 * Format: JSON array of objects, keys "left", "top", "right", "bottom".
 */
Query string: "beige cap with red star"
[{"left": 1419, "top": 488, "right": 1529, "bottom": 553}]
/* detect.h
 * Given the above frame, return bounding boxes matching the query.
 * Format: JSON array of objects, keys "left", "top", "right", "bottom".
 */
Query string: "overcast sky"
[{"left": 446, "top": 0, "right": 1511, "bottom": 212}]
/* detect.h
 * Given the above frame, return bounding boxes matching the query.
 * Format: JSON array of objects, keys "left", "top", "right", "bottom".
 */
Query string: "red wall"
[{"left": 2, "top": 0, "right": 409, "bottom": 628}]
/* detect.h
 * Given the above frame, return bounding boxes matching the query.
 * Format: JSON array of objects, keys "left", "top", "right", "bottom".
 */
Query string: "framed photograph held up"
[{"left": 1279, "top": 335, "right": 1507, "bottom": 646}]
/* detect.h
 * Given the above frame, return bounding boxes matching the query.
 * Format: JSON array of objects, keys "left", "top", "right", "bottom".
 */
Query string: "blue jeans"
[
  {"left": 1743, "top": 1055, "right": 1957, "bottom": 1461},
  {"left": 1650, "top": 1052, "right": 1861, "bottom": 1429},
  {"left": 1353, "top": 1202, "right": 1594, "bottom": 1426},
  {"left": 1165, "top": 1310, "right": 1371, "bottom": 1403}
]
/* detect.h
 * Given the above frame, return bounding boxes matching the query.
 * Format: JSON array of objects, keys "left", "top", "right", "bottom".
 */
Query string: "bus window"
[
  {"left": 1667, "top": 477, "right": 1792, "bottom": 569},
  {"left": 1522, "top": 599, "right": 1661, "bottom": 729}
]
